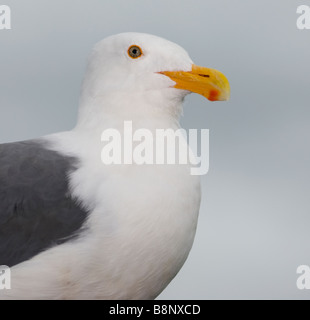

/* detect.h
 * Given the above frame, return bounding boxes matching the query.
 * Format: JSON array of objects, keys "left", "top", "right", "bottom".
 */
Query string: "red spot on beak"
[{"left": 208, "top": 90, "right": 219, "bottom": 101}]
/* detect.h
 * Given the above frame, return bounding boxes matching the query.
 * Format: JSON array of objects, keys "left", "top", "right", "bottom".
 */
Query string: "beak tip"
[{"left": 207, "top": 89, "right": 230, "bottom": 102}]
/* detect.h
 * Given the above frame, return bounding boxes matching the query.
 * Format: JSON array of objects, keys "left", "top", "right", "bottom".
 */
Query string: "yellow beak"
[{"left": 160, "top": 64, "right": 230, "bottom": 101}]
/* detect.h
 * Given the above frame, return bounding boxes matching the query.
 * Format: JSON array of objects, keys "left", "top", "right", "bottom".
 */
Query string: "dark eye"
[{"left": 128, "top": 45, "right": 143, "bottom": 59}]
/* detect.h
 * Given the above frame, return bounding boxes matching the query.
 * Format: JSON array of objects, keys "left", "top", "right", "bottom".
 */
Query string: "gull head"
[{"left": 78, "top": 32, "right": 230, "bottom": 122}]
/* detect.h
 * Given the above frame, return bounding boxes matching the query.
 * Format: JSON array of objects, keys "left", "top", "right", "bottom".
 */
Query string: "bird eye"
[{"left": 128, "top": 45, "right": 143, "bottom": 59}]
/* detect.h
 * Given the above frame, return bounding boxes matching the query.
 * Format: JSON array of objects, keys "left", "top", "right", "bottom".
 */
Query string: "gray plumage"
[{"left": 0, "top": 140, "right": 89, "bottom": 267}]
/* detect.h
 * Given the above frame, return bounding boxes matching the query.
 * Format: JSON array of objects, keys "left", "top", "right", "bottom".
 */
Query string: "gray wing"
[{"left": 0, "top": 140, "right": 89, "bottom": 267}]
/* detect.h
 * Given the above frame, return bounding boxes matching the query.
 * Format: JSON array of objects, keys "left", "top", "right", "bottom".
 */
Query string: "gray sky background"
[{"left": 1, "top": 0, "right": 309, "bottom": 299}]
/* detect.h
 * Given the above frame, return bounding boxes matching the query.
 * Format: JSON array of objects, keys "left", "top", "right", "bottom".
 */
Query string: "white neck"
[{"left": 75, "top": 86, "right": 185, "bottom": 133}]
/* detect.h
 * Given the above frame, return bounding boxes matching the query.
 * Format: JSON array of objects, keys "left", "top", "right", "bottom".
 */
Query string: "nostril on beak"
[{"left": 199, "top": 74, "right": 210, "bottom": 78}]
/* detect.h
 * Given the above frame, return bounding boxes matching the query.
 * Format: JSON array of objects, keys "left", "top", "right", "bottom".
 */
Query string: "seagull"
[{"left": 0, "top": 32, "right": 230, "bottom": 300}]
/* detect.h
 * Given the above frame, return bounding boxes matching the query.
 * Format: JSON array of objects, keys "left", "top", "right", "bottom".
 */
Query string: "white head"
[{"left": 77, "top": 33, "right": 229, "bottom": 128}]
